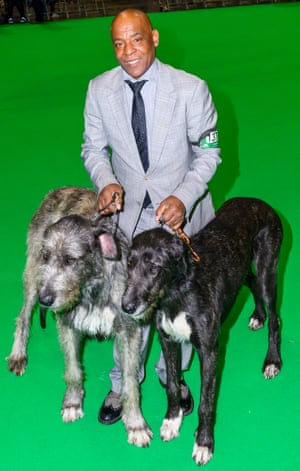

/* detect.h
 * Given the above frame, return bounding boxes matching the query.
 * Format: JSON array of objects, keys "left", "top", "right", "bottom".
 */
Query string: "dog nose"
[
  {"left": 122, "top": 300, "right": 136, "bottom": 314},
  {"left": 39, "top": 294, "right": 55, "bottom": 307}
]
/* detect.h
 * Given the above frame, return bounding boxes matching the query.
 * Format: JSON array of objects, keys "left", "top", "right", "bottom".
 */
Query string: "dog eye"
[
  {"left": 63, "top": 256, "right": 76, "bottom": 266},
  {"left": 127, "top": 257, "right": 136, "bottom": 270},
  {"left": 40, "top": 249, "right": 50, "bottom": 262}
]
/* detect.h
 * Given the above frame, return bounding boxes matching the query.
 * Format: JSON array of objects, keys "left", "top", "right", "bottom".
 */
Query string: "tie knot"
[{"left": 125, "top": 80, "right": 147, "bottom": 94}]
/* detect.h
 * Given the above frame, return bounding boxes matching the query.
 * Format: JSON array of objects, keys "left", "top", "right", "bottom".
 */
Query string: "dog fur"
[
  {"left": 122, "top": 197, "right": 283, "bottom": 465},
  {"left": 7, "top": 186, "right": 152, "bottom": 447}
]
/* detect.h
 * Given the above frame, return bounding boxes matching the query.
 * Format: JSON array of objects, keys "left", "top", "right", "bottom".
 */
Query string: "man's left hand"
[{"left": 155, "top": 196, "right": 186, "bottom": 231}]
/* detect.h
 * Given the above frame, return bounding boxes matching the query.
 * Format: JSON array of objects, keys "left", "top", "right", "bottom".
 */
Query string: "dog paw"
[
  {"left": 160, "top": 410, "right": 183, "bottom": 441},
  {"left": 61, "top": 405, "right": 84, "bottom": 423},
  {"left": 248, "top": 316, "right": 264, "bottom": 330},
  {"left": 6, "top": 355, "right": 27, "bottom": 376},
  {"left": 192, "top": 443, "right": 213, "bottom": 466},
  {"left": 127, "top": 426, "right": 153, "bottom": 448},
  {"left": 264, "top": 363, "right": 280, "bottom": 379}
]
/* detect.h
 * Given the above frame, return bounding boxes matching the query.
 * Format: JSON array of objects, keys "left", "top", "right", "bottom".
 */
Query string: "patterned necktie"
[{"left": 125, "top": 80, "right": 149, "bottom": 171}]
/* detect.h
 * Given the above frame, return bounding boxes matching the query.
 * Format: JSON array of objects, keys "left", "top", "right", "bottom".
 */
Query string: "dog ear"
[{"left": 95, "top": 231, "right": 120, "bottom": 260}]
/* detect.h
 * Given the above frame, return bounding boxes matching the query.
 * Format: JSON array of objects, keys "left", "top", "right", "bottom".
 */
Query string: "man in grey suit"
[{"left": 81, "top": 8, "right": 221, "bottom": 425}]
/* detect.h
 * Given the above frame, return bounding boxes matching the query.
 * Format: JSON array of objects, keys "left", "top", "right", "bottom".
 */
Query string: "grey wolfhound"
[
  {"left": 7, "top": 186, "right": 152, "bottom": 447},
  {"left": 122, "top": 197, "right": 283, "bottom": 465}
]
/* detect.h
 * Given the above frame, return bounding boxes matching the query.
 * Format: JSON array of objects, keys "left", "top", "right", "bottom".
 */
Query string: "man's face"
[{"left": 111, "top": 12, "right": 159, "bottom": 79}]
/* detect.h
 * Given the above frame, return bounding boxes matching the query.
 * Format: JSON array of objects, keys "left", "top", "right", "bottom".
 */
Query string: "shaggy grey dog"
[{"left": 7, "top": 186, "right": 152, "bottom": 447}]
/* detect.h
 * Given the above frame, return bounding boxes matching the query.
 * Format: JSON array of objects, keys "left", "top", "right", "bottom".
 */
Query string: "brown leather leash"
[
  {"left": 176, "top": 228, "right": 201, "bottom": 263},
  {"left": 99, "top": 194, "right": 201, "bottom": 262}
]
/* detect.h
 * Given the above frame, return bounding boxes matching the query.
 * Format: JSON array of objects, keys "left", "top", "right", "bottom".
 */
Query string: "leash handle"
[
  {"left": 177, "top": 228, "right": 201, "bottom": 263},
  {"left": 98, "top": 192, "right": 121, "bottom": 213}
]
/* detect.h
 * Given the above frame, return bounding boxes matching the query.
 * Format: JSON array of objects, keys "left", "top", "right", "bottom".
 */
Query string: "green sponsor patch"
[{"left": 200, "top": 130, "right": 218, "bottom": 149}]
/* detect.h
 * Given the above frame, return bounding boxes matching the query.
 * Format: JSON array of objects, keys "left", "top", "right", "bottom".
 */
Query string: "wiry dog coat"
[{"left": 7, "top": 186, "right": 152, "bottom": 447}]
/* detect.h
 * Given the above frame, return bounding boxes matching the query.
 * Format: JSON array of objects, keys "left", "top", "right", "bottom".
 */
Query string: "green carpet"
[{"left": 1, "top": 3, "right": 300, "bottom": 470}]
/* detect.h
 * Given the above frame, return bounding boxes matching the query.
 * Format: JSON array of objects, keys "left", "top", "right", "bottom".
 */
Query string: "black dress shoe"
[
  {"left": 98, "top": 390, "right": 122, "bottom": 425},
  {"left": 159, "top": 378, "right": 194, "bottom": 416}
]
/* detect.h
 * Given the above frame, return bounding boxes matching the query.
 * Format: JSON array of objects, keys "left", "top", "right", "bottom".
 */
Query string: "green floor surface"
[{"left": 1, "top": 4, "right": 300, "bottom": 470}]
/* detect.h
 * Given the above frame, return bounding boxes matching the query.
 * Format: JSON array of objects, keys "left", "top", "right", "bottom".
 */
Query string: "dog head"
[
  {"left": 37, "top": 214, "right": 123, "bottom": 313},
  {"left": 122, "top": 228, "right": 186, "bottom": 322}
]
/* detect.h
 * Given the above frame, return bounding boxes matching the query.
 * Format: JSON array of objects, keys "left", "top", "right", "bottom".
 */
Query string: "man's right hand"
[{"left": 98, "top": 184, "right": 123, "bottom": 215}]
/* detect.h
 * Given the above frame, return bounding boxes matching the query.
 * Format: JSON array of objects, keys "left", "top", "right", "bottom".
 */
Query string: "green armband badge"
[{"left": 200, "top": 130, "right": 219, "bottom": 149}]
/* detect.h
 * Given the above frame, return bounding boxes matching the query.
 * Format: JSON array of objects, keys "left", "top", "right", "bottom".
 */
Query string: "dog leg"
[
  {"left": 158, "top": 328, "right": 183, "bottom": 442},
  {"left": 7, "top": 270, "right": 37, "bottom": 376},
  {"left": 247, "top": 272, "right": 267, "bottom": 330},
  {"left": 116, "top": 322, "right": 153, "bottom": 447},
  {"left": 192, "top": 343, "right": 218, "bottom": 466},
  {"left": 262, "top": 274, "right": 282, "bottom": 379},
  {"left": 251, "top": 236, "right": 282, "bottom": 378},
  {"left": 57, "top": 318, "right": 84, "bottom": 422},
  {"left": 263, "top": 301, "right": 282, "bottom": 379}
]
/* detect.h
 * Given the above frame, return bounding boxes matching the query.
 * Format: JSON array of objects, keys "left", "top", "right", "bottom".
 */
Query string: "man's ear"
[
  {"left": 152, "top": 29, "right": 159, "bottom": 47},
  {"left": 95, "top": 231, "right": 120, "bottom": 260}
]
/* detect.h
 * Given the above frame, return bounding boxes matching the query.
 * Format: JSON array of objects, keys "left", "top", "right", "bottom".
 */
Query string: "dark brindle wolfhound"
[
  {"left": 7, "top": 186, "right": 152, "bottom": 447},
  {"left": 122, "top": 197, "right": 283, "bottom": 465}
]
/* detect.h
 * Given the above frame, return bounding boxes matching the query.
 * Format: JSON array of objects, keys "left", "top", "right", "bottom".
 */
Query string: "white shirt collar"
[{"left": 122, "top": 58, "right": 158, "bottom": 83}]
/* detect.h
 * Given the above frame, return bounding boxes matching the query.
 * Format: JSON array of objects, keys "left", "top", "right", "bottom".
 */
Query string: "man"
[{"left": 81, "top": 8, "right": 221, "bottom": 425}]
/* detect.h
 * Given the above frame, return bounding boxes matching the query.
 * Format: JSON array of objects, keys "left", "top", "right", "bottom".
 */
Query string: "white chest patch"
[
  {"left": 73, "top": 305, "right": 115, "bottom": 337},
  {"left": 161, "top": 312, "right": 191, "bottom": 342}
]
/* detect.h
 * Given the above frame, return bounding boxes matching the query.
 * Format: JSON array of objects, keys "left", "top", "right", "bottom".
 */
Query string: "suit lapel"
[
  {"left": 107, "top": 75, "right": 145, "bottom": 171},
  {"left": 150, "top": 63, "right": 176, "bottom": 171}
]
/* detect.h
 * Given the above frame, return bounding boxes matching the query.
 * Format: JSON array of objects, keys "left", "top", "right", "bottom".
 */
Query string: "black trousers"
[
  {"left": 7, "top": 0, "right": 25, "bottom": 18},
  {"left": 31, "top": 0, "right": 45, "bottom": 21}
]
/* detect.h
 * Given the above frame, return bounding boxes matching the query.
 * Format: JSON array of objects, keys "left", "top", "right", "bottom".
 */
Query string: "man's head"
[{"left": 111, "top": 9, "right": 159, "bottom": 79}]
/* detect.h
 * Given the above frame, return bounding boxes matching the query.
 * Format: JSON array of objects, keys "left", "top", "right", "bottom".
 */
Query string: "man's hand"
[
  {"left": 98, "top": 184, "right": 123, "bottom": 215},
  {"left": 155, "top": 196, "right": 186, "bottom": 231}
]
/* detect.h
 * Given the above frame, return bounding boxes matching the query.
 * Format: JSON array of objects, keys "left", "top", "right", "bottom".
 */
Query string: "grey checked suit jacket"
[{"left": 81, "top": 60, "right": 221, "bottom": 240}]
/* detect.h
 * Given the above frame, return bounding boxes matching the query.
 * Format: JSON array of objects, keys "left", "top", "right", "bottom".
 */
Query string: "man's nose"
[{"left": 124, "top": 42, "right": 135, "bottom": 55}]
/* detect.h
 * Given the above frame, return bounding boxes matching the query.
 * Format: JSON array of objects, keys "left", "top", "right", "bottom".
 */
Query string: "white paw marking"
[
  {"left": 160, "top": 410, "right": 183, "bottom": 441},
  {"left": 61, "top": 406, "right": 84, "bottom": 423},
  {"left": 127, "top": 427, "right": 153, "bottom": 448},
  {"left": 264, "top": 364, "right": 280, "bottom": 379},
  {"left": 249, "top": 317, "right": 264, "bottom": 330},
  {"left": 192, "top": 443, "right": 213, "bottom": 465}
]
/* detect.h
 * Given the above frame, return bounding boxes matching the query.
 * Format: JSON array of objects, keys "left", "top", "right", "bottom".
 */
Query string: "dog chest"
[
  {"left": 72, "top": 305, "right": 116, "bottom": 337},
  {"left": 161, "top": 312, "right": 191, "bottom": 342}
]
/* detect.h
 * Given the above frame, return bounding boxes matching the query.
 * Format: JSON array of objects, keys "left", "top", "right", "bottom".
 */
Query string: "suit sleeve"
[
  {"left": 81, "top": 80, "right": 119, "bottom": 191},
  {"left": 172, "top": 79, "right": 221, "bottom": 214}
]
